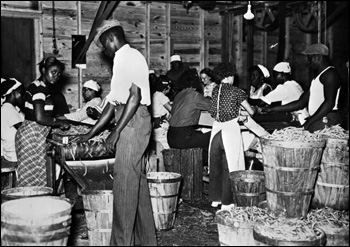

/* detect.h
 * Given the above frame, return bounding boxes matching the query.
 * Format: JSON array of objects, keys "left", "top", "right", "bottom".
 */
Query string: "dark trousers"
[
  {"left": 208, "top": 131, "right": 235, "bottom": 205},
  {"left": 167, "top": 126, "right": 211, "bottom": 151},
  {"left": 110, "top": 105, "right": 157, "bottom": 246}
]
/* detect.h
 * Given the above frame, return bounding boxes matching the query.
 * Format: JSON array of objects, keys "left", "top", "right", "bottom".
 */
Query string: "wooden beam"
[
  {"left": 276, "top": 1, "right": 286, "bottom": 63},
  {"left": 247, "top": 19, "right": 254, "bottom": 73},
  {"left": 145, "top": 2, "right": 151, "bottom": 66},
  {"left": 166, "top": 2, "right": 171, "bottom": 70},
  {"left": 199, "top": 9, "right": 205, "bottom": 69},
  {"left": 76, "top": 1, "right": 120, "bottom": 64},
  {"left": 77, "top": 1, "right": 83, "bottom": 108}
]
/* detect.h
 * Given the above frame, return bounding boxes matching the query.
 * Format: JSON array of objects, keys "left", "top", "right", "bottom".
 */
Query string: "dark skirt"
[{"left": 167, "top": 125, "right": 211, "bottom": 151}]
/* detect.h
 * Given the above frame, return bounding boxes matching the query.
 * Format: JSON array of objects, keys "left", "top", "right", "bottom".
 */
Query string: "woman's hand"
[
  {"left": 261, "top": 106, "right": 272, "bottom": 113},
  {"left": 53, "top": 119, "right": 71, "bottom": 130},
  {"left": 70, "top": 133, "right": 91, "bottom": 144}
]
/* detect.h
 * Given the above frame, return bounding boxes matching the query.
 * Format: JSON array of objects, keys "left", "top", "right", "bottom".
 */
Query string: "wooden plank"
[
  {"left": 199, "top": 9, "right": 205, "bottom": 69},
  {"left": 180, "top": 149, "right": 192, "bottom": 200},
  {"left": 166, "top": 2, "right": 171, "bottom": 70},
  {"left": 192, "top": 148, "right": 203, "bottom": 200},
  {"left": 145, "top": 2, "right": 151, "bottom": 65}
]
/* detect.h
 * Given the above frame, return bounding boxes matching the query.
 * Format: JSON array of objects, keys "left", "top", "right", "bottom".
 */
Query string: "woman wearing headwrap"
[
  {"left": 15, "top": 56, "right": 71, "bottom": 187},
  {"left": 59, "top": 79, "right": 102, "bottom": 125},
  {"left": 248, "top": 64, "right": 273, "bottom": 106},
  {"left": 1, "top": 78, "right": 25, "bottom": 171}
]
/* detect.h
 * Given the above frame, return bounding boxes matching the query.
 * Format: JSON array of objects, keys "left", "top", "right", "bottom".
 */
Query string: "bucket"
[
  {"left": 229, "top": 170, "right": 266, "bottom": 207},
  {"left": 260, "top": 137, "right": 325, "bottom": 218},
  {"left": 81, "top": 190, "right": 113, "bottom": 246},
  {"left": 312, "top": 137, "right": 349, "bottom": 211},
  {"left": 253, "top": 224, "right": 326, "bottom": 246},
  {"left": 215, "top": 205, "right": 269, "bottom": 246},
  {"left": 1, "top": 196, "right": 72, "bottom": 246},
  {"left": 318, "top": 225, "right": 349, "bottom": 246},
  {"left": 147, "top": 172, "right": 182, "bottom": 231},
  {"left": 1, "top": 186, "right": 53, "bottom": 204},
  {"left": 216, "top": 216, "right": 255, "bottom": 246}
]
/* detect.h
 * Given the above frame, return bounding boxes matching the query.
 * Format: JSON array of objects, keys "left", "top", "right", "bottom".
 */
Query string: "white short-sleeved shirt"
[
  {"left": 261, "top": 80, "right": 303, "bottom": 105},
  {"left": 152, "top": 91, "right": 170, "bottom": 118},
  {"left": 106, "top": 44, "right": 151, "bottom": 106},
  {"left": 1, "top": 103, "right": 25, "bottom": 162},
  {"left": 64, "top": 97, "right": 102, "bottom": 124}
]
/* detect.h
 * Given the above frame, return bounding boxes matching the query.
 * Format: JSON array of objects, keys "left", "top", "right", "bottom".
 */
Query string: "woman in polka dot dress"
[{"left": 208, "top": 62, "right": 256, "bottom": 209}]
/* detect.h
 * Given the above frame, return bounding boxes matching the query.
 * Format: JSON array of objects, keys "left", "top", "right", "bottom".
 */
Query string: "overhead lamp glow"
[{"left": 244, "top": 1, "right": 254, "bottom": 20}]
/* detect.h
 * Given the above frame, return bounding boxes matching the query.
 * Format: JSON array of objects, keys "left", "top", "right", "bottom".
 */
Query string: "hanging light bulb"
[{"left": 244, "top": 1, "right": 255, "bottom": 20}]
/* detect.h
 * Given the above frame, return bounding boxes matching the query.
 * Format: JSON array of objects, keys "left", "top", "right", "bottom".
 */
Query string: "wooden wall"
[
  {"left": 1, "top": 1, "right": 348, "bottom": 113},
  {"left": 42, "top": 1, "right": 222, "bottom": 109}
]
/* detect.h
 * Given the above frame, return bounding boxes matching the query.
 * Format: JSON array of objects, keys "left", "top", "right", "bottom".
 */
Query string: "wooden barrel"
[
  {"left": 1, "top": 186, "right": 53, "bottom": 204},
  {"left": 229, "top": 170, "right": 266, "bottom": 207},
  {"left": 260, "top": 137, "right": 325, "bottom": 218},
  {"left": 317, "top": 225, "right": 349, "bottom": 246},
  {"left": 147, "top": 172, "right": 182, "bottom": 231},
  {"left": 215, "top": 206, "right": 256, "bottom": 246},
  {"left": 81, "top": 190, "right": 113, "bottom": 246},
  {"left": 312, "top": 137, "right": 349, "bottom": 211},
  {"left": 253, "top": 225, "right": 326, "bottom": 246},
  {"left": 1, "top": 196, "right": 72, "bottom": 246}
]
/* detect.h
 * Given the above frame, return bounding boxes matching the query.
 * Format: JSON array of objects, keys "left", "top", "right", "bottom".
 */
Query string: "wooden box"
[{"left": 162, "top": 148, "right": 203, "bottom": 201}]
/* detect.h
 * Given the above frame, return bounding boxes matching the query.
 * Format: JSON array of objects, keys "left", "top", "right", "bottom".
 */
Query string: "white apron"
[{"left": 208, "top": 118, "right": 245, "bottom": 173}]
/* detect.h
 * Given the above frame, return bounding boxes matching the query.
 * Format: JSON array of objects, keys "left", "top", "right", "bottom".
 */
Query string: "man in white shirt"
[
  {"left": 75, "top": 20, "right": 156, "bottom": 245},
  {"left": 260, "top": 62, "right": 309, "bottom": 125},
  {"left": 262, "top": 44, "right": 342, "bottom": 132}
]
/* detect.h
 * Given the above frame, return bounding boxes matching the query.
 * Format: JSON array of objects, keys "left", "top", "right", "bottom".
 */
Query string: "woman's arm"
[{"left": 241, "top": 99, "right": 255, "bottom": 115}]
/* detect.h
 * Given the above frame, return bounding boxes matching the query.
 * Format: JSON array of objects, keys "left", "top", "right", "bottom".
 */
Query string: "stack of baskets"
[{"left": 216, "top": 126, "right": 349, "bottom": 246}]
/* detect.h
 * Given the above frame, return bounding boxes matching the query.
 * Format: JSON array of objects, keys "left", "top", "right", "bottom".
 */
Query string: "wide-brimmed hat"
[
  {"left": 83, "top": 80, "right": 100, "bottom": 92},
  {"left": 94, "top": 19, "right": 121, "bottom": 48},
  {"left": 302, "top": 44, "right": 329, "bottom": 56},
  {"left": 273, "top": 62, "right": 291, "bottom": 73}
]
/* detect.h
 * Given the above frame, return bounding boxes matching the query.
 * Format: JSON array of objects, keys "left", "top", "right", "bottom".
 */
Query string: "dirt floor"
[
  {"left": 67, "top": 195, "right": 221, "bottom": 246},
  {"left": 64, "top": 178, "right": 221, "bottom": 246}
]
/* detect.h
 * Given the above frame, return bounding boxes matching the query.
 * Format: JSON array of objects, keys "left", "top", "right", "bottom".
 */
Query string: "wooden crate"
[{"left": 162, "top": 148, "right": 203, "bottom": 201}]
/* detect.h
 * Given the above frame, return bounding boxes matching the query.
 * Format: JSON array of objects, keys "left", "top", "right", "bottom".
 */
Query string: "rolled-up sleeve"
[{"left": 261, "top": 85, "right": 288, "bottom": 105}]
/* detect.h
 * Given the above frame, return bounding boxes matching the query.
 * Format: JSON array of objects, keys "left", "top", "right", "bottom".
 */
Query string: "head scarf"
[
  {"left": 257, "top": 64, "right": 270, "bottom": 78},
  {"left": 1, "top": 78, "right": 22, "bottom": 105}
]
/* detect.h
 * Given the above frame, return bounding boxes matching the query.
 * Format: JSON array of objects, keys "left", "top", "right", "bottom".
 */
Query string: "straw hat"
[{"left": 94, "top": 19, "right": 121, "bottom": 48}]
